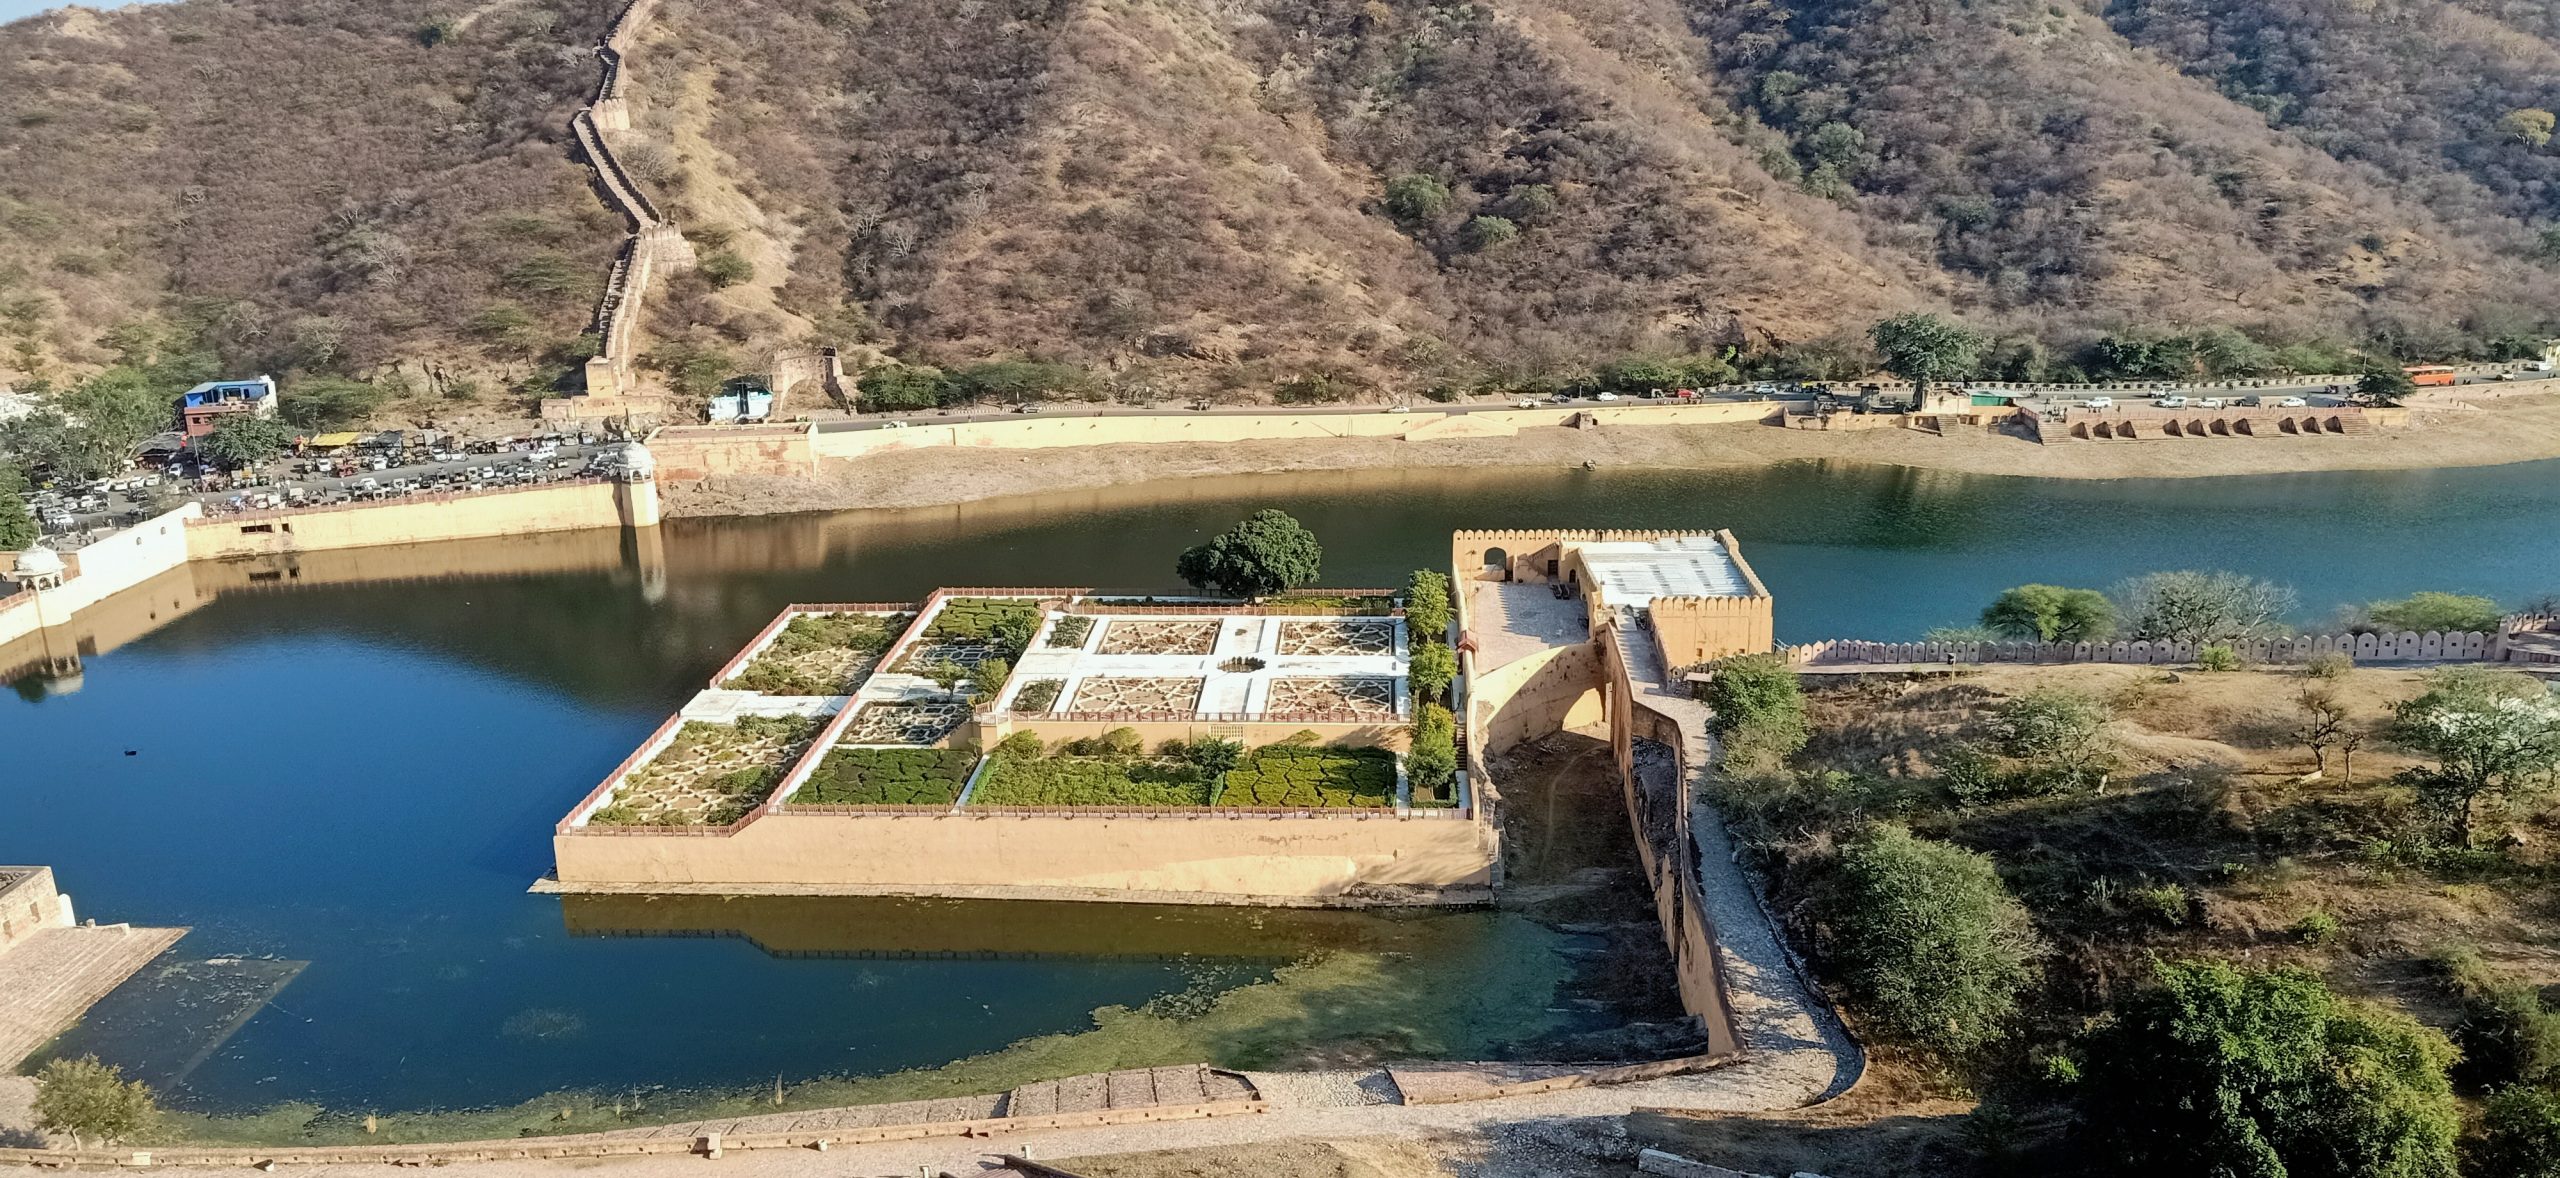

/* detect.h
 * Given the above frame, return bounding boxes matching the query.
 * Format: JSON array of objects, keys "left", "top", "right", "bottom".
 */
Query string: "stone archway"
[{"left": 1483, "top": 546, "right": 1511, "bottom": 582}]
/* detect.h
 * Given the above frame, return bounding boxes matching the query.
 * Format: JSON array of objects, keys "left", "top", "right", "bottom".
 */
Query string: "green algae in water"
[{"left": 150, "top": 912, "right": 1581, "bottom": 1147}]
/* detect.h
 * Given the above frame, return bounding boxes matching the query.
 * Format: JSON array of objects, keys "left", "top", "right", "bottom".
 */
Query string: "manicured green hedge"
[
  {"left": 1046, "top": 616, "right": 1094, "bottom": 648},
  {"left": 1013, "top": 679, "right": 1064, "bottom": 712},
  {"left": 1261, "top": 594, "right": 1396, "bottom": 616},
  {"left": 1218, "top": 745, "right": 1397, "bottom": 808},
  {"left": 792, "top": 747, "right": 977, "bottom": 806},
  {"left": 970, "top": 755, "right": 1212, "bottom": 806},
  {"left": 928, "top": 597, "right": 1043, "bottom": 641}
]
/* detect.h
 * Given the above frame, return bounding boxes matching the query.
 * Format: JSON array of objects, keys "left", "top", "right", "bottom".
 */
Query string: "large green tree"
[
  {"left": 1821, "top": 825, "right": 2043, "bottom": 1057},
  {"left": 2112, "top": 570, "right": 2297, "bottom": 644},
  {"left": 1702, "top": 654, "right": 1809, "bottom": 773},
  {"left": 0, "top": 464, "right": 36, "bottom": 549},
  {"left": 2079, "top": 960, "right": 2459, "bottom": 1178},
  {"left": 2390, "top": 667, "right": 2560, "bottom": 846},
  {"left": 1175, "top": 510, "right": 1322, "bottom": 598},
  {"left": 1980, "top": 583, "right": 2115, "bottom": 642},
  {"left": 32, "top": 1055, "right": 158, "bottom": 1149},
  {"left": 200, "top": 415, "right": 295, "bottom": 470},
  {"left": 1868, "top": 313, "right": 1982, "bottom": 402}
]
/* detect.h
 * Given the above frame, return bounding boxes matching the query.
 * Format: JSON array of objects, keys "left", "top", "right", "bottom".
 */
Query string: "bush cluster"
[
  {"left": 793, "top": 747, "right": 975, "bottom": 806},
  {"left": 1219, "top": 746, "right": 1396, "bottom": 808}
]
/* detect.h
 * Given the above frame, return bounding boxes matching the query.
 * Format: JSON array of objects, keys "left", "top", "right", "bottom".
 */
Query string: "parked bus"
[{"left": 2404, "top": 365, "right": 2458, "bottom": 387}]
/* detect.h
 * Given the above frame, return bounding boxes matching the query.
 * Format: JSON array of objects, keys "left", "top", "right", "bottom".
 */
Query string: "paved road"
[{"left": 30, "top": 443, "right": 608, "bottom": 547}]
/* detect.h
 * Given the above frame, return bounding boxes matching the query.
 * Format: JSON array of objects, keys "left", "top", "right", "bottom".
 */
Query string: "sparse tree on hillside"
[
  {"left": 2295, "top": 684, "right": 2355, "bottom": 778},
  {"left": 2502, "top": 108, "right": 2557, "bottom": 148},
  {"left": 1175, "top": 510, "right": 1322, "bottom": 598},
  {"left": 1383, "top": 174, "right": 1451, "bottom": 223},
  {"left": 1868, "top": 313, "right": 1982, "bottom": 403},
  {"left": 2390, "top": 667, "right": 2560, "bottom": 846}
]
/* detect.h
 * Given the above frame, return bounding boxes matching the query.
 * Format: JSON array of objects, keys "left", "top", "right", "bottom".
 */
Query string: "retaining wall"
[
  {"left": 647, "top": 423, "right": 817, "bottom": 480},
  {"left": 184, "top": 481, "right": 639, "bottom": 560},
  {"left": 0, "top": 505, "right": 197, "bottom": 647}
]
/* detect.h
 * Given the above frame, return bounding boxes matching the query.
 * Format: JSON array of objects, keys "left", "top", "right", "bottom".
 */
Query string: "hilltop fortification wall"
[{"left": 571, "top": 0, "right": 690, "bottom": 402}]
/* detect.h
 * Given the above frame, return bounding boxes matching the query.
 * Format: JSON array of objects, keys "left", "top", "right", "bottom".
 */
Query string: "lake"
[{"left": 6, "top": 457, "right": 2556, "bottom": 1131}]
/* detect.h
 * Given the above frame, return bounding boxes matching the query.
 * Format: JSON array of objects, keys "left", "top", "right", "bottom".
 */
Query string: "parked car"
[
  {"left": 1592, "top": 391, "right": 1618, "bottom": 401},
  {"left": 2155, "top": 395, "right": 2189, "bottom": 409},
  {"left": 2194, "top": 397, "right": 2225, "bottom": 410},
  {"left": 2084, "top": 396, "right": 2114, "bottom": 409},
  {"left": 2276, "top": 396, "right": 2308, "bottom": 408},
  {"left": 1516, "top": 398, "right": 1540, "bottom": 408}
]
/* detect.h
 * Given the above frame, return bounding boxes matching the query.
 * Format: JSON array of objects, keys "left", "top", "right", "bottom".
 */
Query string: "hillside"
[{"left": 6, "top": 0, "right": 2560, "bottom": 405}]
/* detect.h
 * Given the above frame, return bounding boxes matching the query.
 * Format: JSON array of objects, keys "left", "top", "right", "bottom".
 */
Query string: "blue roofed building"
[{"left": 177, "top": 376, "right": 279, "bottom": 439}]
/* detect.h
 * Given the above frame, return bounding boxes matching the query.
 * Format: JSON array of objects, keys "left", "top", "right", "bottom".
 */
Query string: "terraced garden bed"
[
  {"left": 590, "top": 714, "right": 822, "bottom": 826},
  {"left": 1217, "top": 745, "right": 1398, "bottom": 808},
  {"left": 969, "top": 753, "right": 1213, "bottom": 807},
  {"left": 789, "top": 747, "right": 978, "bottom": 806},
  {"left": 841, "top": 700, "right": 973, "bottom": 744},
  {"left": 722, "top": 613, "right": 911, "bottom": 695}
]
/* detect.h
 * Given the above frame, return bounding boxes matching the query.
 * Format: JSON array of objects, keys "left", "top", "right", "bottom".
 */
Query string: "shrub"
[
  {"left": 2126, "top": 881, "right": 2191, "bottom": 928},
  {"left": 1820, "top": 825, "right": 2043, "bottom": 1058},
  {"left": 1464, "top": 215, "right": 1519, "bottom": 250},
  {"left": 1045, "top": 615, "right": 1093, "bottom": 648},
  {"left": 2478, "top": 1087, "right": 2560, "bottom": 1178},
  {"left": 1404, "top": 568, "right": 1452, "bottom": 639},
  {"left": 2303, "top": 651, "right": 2355, "bottom": 679},
  {"left": 1408, "top": 642, "right": 1456, "bottom": 705},
  {"left": 993, "top": 731, "right": 1044, "bottom": 760},
  {"left": 697, "top": 249, "right": 755, "bottom": 289},
  {"left": 2455, "top": 983, "right": 2560, "bottom": 1090},
  {"left": 1013, "top": 679, "right": 1063, "bottom": 712},
  {"left": 1218, "top": 745, "right": 1396, "bottom": 807},
  {"left": 1408, "top": 702, "right": 1458, "bottom": 801},
  {"left": 1989, "top": 688, "right": 2113, "bottom": 791},
  {"left": 2077, "top": 960, "right": 2458, "bottom": 1178},
  {"left": 970, "top": 752, "right": 1210, "bottom": 806},
  {"left": 1703, "top": 656, "right": 1809, "bottom": 773},
  {"left": 2292, "top": 910, "right": 2344, "bottom": 947},
  {"left": 792, "top": 747, "right": 975, "bottom": 806},
  {"left": 857, "top": 363, "right": 947, "bottom": 410},
  {"left": 1383, "top": 173, "right": 1450, "bottom": 222},
  {"left": 2196, "top": 643, "right": 2243, "bottom": 672},
  {"left": 969, "top": 657, "right": 1011, "bottom": 704}
]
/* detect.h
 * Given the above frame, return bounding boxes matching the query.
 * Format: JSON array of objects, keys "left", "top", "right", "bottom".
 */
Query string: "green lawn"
[{"left": 791, "top": 747, "right": 978, "bottom": 806}]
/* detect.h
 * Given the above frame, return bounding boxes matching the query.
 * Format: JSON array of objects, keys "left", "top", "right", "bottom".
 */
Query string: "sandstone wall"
[{"left": 184, "top": 481, "right": 637, "bottom": 560}]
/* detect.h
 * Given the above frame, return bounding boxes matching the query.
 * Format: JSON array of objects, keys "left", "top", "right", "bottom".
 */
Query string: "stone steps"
[{"left": 0, "top": 924, "right": 186, "bottom": 1067}]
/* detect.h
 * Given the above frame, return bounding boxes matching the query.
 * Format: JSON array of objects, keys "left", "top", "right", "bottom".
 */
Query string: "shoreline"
[{"left": 661, "top": 396, "right": 2560, "bottom": 518}]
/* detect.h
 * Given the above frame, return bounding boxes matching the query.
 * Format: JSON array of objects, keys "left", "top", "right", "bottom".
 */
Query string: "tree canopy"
[
  {"left": 2112, "top": 570, "right": 2297, "bottom": 644},
  {"left": 0, "top": 465, "right": 36, "bottom": 550},
  {"left": 2078, "top": 959, "right": 2458, "bottom": 1178},
  {"left": 2390, "top": 667, "right": 2560, "bottom": 846},
  {"left": 1868, "top": 313, "right": 1982, "bottom": 392},
  {"left": 32, "top": 1055, "right": 158, "bottom": 1149},
  {"left": 200, "top": 415, "right": 295, "bottom": 470},
  {"left": 1981, "top": 584, "right": 2116, "bottom": 642},
  {"left": 1175, "top": 510, "right": 1322, "bottom": 598}
]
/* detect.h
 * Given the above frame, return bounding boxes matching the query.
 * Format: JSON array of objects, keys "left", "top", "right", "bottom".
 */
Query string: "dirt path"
[{"left": 663, "top": 396, "right": 2560, "bottom": 518}]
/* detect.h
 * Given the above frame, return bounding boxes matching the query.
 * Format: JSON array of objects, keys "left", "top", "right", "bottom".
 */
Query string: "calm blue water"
[{"left": 5, "top": 457, "right": 2557, "bottom": 1116}]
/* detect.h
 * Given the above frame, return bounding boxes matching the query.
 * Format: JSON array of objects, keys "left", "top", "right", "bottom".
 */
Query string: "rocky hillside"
[{"left": 7, "top": 0, "right": 2560, "bottom": 401}]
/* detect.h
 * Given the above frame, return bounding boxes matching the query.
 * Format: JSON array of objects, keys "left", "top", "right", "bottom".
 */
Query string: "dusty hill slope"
[
  {"left": 6, "top": 0, "right": 2560, "bottom": 398},
  {"left": 0, "top": 0, "right": 618, "bottom": 386}
]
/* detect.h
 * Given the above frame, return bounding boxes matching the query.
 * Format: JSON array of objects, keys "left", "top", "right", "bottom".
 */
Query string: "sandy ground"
[{"left": 662, "top": 396, "right": 2560, "bottom": 518}]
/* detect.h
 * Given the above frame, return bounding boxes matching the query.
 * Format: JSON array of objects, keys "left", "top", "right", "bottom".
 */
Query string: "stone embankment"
[
  {"left": 568, "top": 0, "right": 690, "bottom": 402},
  {"left": 1779, "top": 614, "right": 2556, "bottom": 671}
]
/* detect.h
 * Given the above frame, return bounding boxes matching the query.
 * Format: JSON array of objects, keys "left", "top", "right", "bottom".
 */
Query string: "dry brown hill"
[{"left": 6, "top": 0, "right": 2560, "bottom": 403}]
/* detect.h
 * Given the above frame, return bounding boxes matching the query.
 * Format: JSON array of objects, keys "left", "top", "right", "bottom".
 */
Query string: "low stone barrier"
[
  {"left": 1780, "top": 629, "right": 2505, "bottom": 668},
  {"left": 0, "top": 1099, "right": 1266, "bottom": 1168}
]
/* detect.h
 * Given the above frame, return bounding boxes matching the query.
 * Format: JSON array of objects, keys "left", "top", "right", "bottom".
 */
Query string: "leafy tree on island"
[
  {"left": 1980, "top": 584, "right": 2115, "bottom": 642},
  {"left": 199, "top": 415, "right": 295, "bottom": 470},
  {"left": 33, "top": 1055, "right": 158, "bottom": 1150},
  {"left": 1176, "top": 510, "right": 1322, "bottom": 598},
  {"left": 1868, "top": 313, "right": 1982, "bottom": 405},
  {"left": 2076, "top": 960, "right": 2458, "bottom": 1178}
]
